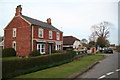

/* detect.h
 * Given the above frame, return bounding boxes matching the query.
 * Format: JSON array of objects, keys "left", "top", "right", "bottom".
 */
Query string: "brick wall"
[
  {"left": 4, "top": 16, "right": 31, "bottom": 56},
  {"left": 33, "top": 25, "right": 63, "bottom": 41}
]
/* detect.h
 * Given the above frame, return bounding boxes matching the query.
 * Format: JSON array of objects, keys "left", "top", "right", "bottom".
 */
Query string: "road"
[{"left": 74, "top": 51, "right": 120, "bottom": 80}]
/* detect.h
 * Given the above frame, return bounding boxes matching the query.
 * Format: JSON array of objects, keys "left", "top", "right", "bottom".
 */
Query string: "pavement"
[{"left": 72, "top": 51, "right": 119, "bottom": 80}]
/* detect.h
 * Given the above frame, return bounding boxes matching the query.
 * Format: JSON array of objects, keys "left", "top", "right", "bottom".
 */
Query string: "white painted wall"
[{"left": 73, "top": 40, "right": 83, "bottom": 49}]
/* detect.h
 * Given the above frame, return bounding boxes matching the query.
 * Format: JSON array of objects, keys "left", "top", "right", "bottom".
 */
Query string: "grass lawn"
[{"left": 16, "top": 54, "right": 104, "bottom": 78}]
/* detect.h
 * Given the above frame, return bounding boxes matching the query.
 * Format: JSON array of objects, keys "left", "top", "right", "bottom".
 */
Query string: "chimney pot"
[
  {"left": 47, "top": 18, "right": 51, "bottom": 25},
  {"left": 15, "top": 5, "right": 22, "bottom": 16}
]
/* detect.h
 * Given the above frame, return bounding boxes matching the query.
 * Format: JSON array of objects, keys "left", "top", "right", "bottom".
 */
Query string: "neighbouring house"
[
  {"left": 4, "top": 5, "right": 63, "bottom": 56},
  {"left": 63, "top": 36, "right": 83, "bottom": 50},
  {"left": 0, "top": 36, "right": 4, "bottom": 53}
]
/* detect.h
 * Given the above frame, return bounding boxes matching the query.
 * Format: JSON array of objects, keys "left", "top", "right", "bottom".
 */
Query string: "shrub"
[
  {"left": 2, "top": 52, "right": 76, "bottom": 79},
  {"left": 66, "top": 50, "right": 76, "bottom": 56},
  {"left": 29, "top": 50, "right": 40, "bottom": 56},
  {"left": 54, "top": 50, "right": 62, "bottom": 53},
  {"left": 2, "top": 48, "right": 16, "bottom": 57}
]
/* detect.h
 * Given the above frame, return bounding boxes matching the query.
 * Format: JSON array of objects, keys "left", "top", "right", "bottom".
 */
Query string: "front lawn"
[{"left": 16, "top": 54, "right": 104, "bottom": 78}]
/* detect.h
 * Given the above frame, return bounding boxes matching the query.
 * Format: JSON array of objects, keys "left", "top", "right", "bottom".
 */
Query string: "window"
[
  {"left": 56, "top": 32, "right": 60, "bottom": 40},
  {"left": 41, "top": 44, "right": 45, "bottom": 52},
  {"left": 37, "top": 44, "right": 45, "bottom": 54},
  {"left": 38, "top": 29, "right": 44, "bottom": 38},
  {"left": 49, "top": 31, "right": 52, "bottom": 39},
  {"left": 13, "top": 28, "right": 16, "bottom": 37},
  {"left": 12, "top": 41, "right": 16, "bottom": 50},
  {"left": 56, "top": 45, "right": 61, "bottom": 50}
]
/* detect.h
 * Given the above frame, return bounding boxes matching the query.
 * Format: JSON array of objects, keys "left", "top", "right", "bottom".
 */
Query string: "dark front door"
[{"left": 48, "top": 44, "right": 52, "bottom": 54}]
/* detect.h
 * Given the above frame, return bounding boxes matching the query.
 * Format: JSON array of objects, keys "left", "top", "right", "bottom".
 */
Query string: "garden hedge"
[
  {"left": 29, "top": 50, "right": 40, "bottom": 56},
  {"left": 2, "top": 48, "right": 16, "bottom": 57},
  {"left": 2, "top": 51, "right": 76, "bottom": 79}
]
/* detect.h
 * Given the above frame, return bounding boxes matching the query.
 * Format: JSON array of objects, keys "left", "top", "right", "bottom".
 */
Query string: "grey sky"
[{"left": 0, "top": 0, "right": 119, "bottom": 45}]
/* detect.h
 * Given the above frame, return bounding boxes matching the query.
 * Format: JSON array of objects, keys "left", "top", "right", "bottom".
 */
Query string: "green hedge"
[
  {"left": 29, "top": 50, "right": 40, "bottom": 56},
  {"left": 2, "top": 52, "right": 76, "bottom": 79},
  {"left": 2, "top": 48, "right": 16, "bottom": 57}
]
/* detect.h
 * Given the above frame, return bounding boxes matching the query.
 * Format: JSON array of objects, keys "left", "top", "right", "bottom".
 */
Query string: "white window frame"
[
  {"left": 56, "top": 32, "right": 60, "bottom": 40},
  {"left": 49, "top": 31, "right": 52, "bottom": 39},
  {"left": 37, "top": 44, "right": 45, "bottom": 54},
  {"left": 13, "top": 28, "right": 16, "bottom": 37},
  {"left": 56, "top": 45, "right": 61, "bottom": 50},
  {"left": 38, "top": 28, "right": 44, "bottom": 38},
  {"left": 12, "top": 41, "right": 16, "bottom": 51}
]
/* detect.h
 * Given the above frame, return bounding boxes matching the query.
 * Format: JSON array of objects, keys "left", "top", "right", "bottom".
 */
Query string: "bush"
[
  {"left": 2, "top": 48, "right": 16, "bottom": 57},
  {"left": 29, "top": 50, "right": 40, "bottom": 56},
  {"left": 66, "top": 50, "right": 76, "bottom": 56},
  {"left": 2, "top": 52, "right": 76, "bottom": 79},
  {"left": 54, "top": 50, "right": 62, "bottom": 53}
]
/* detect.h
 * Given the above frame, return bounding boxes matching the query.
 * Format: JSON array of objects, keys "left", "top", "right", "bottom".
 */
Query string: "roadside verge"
[{"left": 68, "top": 54, "right": 106, "bottom": 79}]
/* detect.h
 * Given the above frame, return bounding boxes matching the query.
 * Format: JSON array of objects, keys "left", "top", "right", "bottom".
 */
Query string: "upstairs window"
[
  {"left": 56, "top": 32, "right": 60, "bottom": 40},
  {"left": 49, "top": 31, "right": 52, "bottom": 39},
  {"left": 13, "top": 28, "right": 16, "bottom": 37},
  {"left": 38, "top": 28, "right": 44, "bottom": 38}
]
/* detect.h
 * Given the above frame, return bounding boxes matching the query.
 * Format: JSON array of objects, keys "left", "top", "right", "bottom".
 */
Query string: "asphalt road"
[{"left": 74, "top": 51, "right": 120, "bottom": 80}]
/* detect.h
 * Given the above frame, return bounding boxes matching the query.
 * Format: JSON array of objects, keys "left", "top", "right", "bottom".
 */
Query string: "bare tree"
[
  {"left": 89, "top": 32, "right": 97, "bottom": 42},
  {"left": 89, "top": 21, "right": 112, "bottom": 47},
  {"left": 91, "top": 21, "right": 111, "bottom": 39}
]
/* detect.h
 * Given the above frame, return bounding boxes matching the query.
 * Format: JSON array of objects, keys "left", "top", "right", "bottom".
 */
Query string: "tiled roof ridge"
[
  {"left": 21, "top": 15, "right": 46, "bottom": 24},
  {"left": 63, "top": 36, "right": 80, "bottom": 41}
]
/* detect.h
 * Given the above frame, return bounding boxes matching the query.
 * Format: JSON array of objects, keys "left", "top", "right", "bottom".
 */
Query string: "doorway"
[{"left": 48, "top": 44, "right": 52, "bottom": 54}]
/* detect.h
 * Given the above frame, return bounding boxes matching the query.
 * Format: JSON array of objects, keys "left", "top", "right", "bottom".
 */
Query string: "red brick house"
[{"left": 4, "top": 5, "right": 63, "bottom": 56}]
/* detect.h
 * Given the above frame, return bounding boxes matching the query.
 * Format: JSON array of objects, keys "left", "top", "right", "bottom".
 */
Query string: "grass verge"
[{"left": 15, "top": 54, "right": 104, "bottom": 78}]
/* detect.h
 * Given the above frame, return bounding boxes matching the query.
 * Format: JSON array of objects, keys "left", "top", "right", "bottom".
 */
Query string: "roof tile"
[
  {"left": 21, "top": 15, "right": 62, "bottom": 32},
  {"left": 63, "top": 36, "right": 80, "bottom": 45}
]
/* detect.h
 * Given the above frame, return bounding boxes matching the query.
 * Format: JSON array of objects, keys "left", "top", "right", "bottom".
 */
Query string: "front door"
[
  {"left": 48, "top": 44, "right": 52, "bottom": 54},
  {"left": 37, "top": 44, "right": 45, "bottom": 54}
]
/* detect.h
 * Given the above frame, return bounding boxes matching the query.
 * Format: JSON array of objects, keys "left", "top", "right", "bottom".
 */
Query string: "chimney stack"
[
  {"left": 47, "top": 18, "right": 51, "bottom": 25},
  {"left": 15, "top": 5, "right": 22, "bottom": 16}
]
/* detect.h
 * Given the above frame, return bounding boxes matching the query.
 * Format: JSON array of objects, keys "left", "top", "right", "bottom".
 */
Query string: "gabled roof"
[
  {"left": 63, "top": 36, "right": 80, "bottom": 45},
  {"left": 21, "top": 15, "right": 62, "bottom": 32}
]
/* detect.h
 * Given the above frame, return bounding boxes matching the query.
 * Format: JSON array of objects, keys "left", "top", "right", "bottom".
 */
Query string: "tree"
[
  {"left": 81, "top": 39, "right": 88, "bottom": 44},
  {"left": 89, "top": 32, "right": 97, "bottom": 42},
  {"left": 88, "top": 41, "right": 96, "bottom": 47},
  {"left": 92, "top": 21, "right": 111, "bottom": 38},
  {"left": 90, "top": 21, "right": 112, "bottom": 47},
  {"left": 81, "top": 39, "right": 88, "bottom": 47},
  {"left": 96, "top": 36, "right": 109, "bottom": 48}
]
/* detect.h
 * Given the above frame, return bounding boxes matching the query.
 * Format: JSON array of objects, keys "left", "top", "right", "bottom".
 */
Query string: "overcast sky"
[{"left": 0, "top": 0, "right": 119, "bottom": 45}]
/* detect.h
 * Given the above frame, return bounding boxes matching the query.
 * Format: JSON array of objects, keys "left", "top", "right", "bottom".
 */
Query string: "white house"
[
  {"left": 63, "top": 36, "right": 83, "bottom": 50},
  {"left": 0, "top": 37, "right": 4, "bottom": 53}
]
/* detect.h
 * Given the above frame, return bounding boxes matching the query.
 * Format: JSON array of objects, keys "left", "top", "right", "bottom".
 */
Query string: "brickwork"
[{"left": 4, "top": 16, "right": 31, "bottom": 56}]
